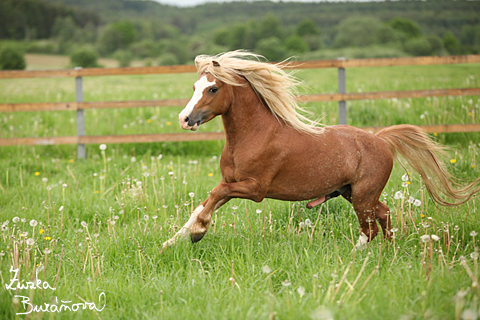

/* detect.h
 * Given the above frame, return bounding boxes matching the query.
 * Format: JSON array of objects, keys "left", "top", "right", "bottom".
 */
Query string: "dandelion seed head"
[
  {"left": 305, "top": 219, "right": 313, "bottom": 227},
  {"left": 420, "top": 235, "right": 431, "bottom": 243},
  {"left": 81, "top": 221, "right": 87, "bottom": 228},
  {"left": 29, "top": 219, "right": 38, "bottom": 227},
  {"left": 431, "top": 235, "right": 440, "bottom": 242},
  {"left": 470, "top": 231, "right": 478, "bottom": 237},
  {"left": 281, "top": 279, "right": 291, "bottom": 287},
  {"left": 262, "top": 265, "right": 272, "bottom": 274},
  {"left": 297, "top": 286, "right": 305, "bottom": 297},
  {"left": 99, "top": 144, "right": 107, "bottom": 151}
]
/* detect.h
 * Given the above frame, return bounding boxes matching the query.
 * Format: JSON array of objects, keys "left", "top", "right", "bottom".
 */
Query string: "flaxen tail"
[{"left": 377, "top": 124, "right": 480, "bottom": 207}]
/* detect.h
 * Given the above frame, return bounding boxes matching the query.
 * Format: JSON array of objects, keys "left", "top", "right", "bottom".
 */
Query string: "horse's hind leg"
[{"left": 375, "top": 201, "right": 392, "bottom": 239}]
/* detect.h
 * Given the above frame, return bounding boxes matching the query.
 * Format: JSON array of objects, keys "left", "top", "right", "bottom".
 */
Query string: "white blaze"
[{"left": 179, "top": 76, "right": 216, "bottom": 128}]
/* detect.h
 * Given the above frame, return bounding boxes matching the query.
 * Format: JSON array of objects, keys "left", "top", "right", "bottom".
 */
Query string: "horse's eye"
[{"left": 209, "top": 87, "right": 218, "bottom": 94}]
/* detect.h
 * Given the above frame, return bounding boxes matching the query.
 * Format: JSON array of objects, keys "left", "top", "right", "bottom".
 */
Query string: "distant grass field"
[{"left": 0, "top": 62, "right": 480, "bottom": 319}]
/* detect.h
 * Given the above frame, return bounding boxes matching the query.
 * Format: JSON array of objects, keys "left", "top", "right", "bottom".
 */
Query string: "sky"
[{"left": 153, "top": 0, "right": 380, "bottom": 8}]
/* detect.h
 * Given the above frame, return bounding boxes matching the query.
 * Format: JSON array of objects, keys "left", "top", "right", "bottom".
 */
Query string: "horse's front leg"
[
  {"left": 190, "top": 178, "right": 266, "bottom": 243},
  {"left": 160, "top": 200, "right": 209, "bottom": 252}
]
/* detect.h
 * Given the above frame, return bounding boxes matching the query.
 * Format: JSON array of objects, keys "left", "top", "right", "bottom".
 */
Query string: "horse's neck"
[{"left": 221, "top": 85, "right": 279, "bottom": 148}]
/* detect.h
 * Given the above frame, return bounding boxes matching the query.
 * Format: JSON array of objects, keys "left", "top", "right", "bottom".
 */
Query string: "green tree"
[
  {"left": 213, "top": 28, "right": 229, "bottom": 47},
  {"left": 111, "top": 21, "right": 137, "bottom": 46},
  {"left": 461, "top": 25, "right": 476, "bottom": 46},
  {"left": 285, "top": 35, "right": 309, "bottom": 54},
  {"left": 255, "top": 37, "right": 286, "bottom": 61},
  {"left": 334, "top": 17, "right": 383, "bottom": 48},
  {"left": 427, "top": 35, "right": 443, "bottom": 55},
  {"left": 0, "top": 46, "right": 26, "bottom": 70},
  {"left": 259, "top": 14, "right": 284, "bottom": 40},
  {"left": 389, "top": 17, "right": 422, "bottom": 39},
  {"left": 443, "top": 32, "right": 461, "bottom": 55},
  {"left": 52, "top": 16, "right": 77, "bottom": 43},
  {"left": 296, "top": 19, "right": 319, "bottom": 37}
]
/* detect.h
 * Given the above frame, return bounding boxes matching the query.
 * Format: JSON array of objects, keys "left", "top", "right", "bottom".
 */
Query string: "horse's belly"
[{"left": 265, "top": 161, "right": 352, "bottom": 202}]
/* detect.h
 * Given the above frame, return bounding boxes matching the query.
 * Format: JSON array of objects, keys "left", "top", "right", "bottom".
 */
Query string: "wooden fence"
[{"left": 1, "top": 55, "right": 480, "bottom": 159}]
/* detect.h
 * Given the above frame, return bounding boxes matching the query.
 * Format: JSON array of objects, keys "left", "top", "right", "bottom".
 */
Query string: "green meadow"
[{"left": 0, "top": 62, "right": 480, "bottom": 319}]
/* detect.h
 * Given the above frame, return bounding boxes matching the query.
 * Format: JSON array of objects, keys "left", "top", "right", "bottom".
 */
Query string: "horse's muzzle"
[{"left": 179, "top": 111, "right": 208, "bottom": 131}]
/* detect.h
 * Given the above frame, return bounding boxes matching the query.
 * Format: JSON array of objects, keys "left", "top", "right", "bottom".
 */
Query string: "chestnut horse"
[{"left": 162, "top": 51, "right": 480, "bottom": 250}]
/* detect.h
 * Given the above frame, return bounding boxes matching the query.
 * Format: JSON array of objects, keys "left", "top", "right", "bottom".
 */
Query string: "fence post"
[
  {"left": 75, "top": 67, "right": 86, "bottom": 160},
  {"left": 338, "top": 57, "right": 346, "bottom": 125}
]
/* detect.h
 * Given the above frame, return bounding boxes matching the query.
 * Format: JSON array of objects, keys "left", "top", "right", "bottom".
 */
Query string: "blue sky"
[{"left": 154, "top": 0, "right": 379, "bottom": 8}]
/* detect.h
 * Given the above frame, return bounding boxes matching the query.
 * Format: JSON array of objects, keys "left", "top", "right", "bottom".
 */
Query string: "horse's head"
[{"left": 178, "top": 72, "right": 231, "bottom": 131}]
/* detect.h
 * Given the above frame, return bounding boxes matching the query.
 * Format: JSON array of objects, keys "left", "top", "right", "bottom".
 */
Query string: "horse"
[{"left": 161, "top": 50, "right": 480, "bottom": 251}]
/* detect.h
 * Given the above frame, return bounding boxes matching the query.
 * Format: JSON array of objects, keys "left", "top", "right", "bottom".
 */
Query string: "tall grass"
[{"left": 0, "top": 63, "right": 479, "bottom": 319}]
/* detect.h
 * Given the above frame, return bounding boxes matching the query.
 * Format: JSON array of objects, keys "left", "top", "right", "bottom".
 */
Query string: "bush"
[
  {"left": 427, "top": 35, "right": 443, "bottom": 55},
  {"left": 158, "top": 53, "right": 179, "bottom": 66},
  {"left": 255, "top": 37, "right": 287, "bottom": 61},
  {"left": 443, "top": 32, "right": 461, "bottom": 55},
  {"left": 113, "top": 49, "right": 133, "bottom": 67},
  {"left": 404, "top": 37, "right": 432, "bottom": 56},
  {"left": 285, "top": 35, "right": 309, "bottom": 54},
  {"left": 334, "top": 17, "right": 383, "bottom": 48},
  {"left": 0, "top": 46, "right": 26, "bottom": 70},
  {"left": 70, "top": 47, "right": 99, "bottom": 68}
]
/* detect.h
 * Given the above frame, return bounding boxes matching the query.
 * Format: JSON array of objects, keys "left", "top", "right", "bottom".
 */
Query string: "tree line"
[{"left": 0, "top": 0, "right": 479, "bottom": 69}]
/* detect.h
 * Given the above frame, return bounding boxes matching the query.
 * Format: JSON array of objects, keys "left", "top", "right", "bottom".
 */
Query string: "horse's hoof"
[
  {"left": 191, "top": 232, "right": 205, "bottom": 243},
  {"left": 306, "top": 204, "right": 312, "bottom": 209}
]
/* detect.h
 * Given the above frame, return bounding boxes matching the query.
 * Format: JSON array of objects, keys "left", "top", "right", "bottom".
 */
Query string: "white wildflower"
[
  {"left": 394, "top": 191, "right": 403, "bottom": 200},
  {"left": 297, "top": 286, "right": 305, "bottom": 297},
  {"left": 99, "top": 144, "right": 107, "bottom": 151},
  {"left": 414, "top": 199, "right": 421, "bottom": 207},
  {"left": 281, "top": 279, "right": 291, "bottom": 287},
  {"left": 431, "top": 235, "right": 440, "bottom": 242},
  {"left": 262, "top": 265, "right": 272, "bottom": 274},
  {"left": 29, "top": 219, "right": 38, "bottom": 227},
  {"left": 420, "top": 235, "right": 431, "bottom": 243}
]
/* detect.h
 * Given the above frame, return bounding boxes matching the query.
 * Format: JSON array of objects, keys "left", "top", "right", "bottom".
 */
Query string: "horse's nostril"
[{"left": 185, "top": 116, "right": 189, "bottom": 123}]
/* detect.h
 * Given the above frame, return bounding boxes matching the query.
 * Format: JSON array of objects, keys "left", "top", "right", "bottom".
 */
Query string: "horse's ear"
[{"left": 212, "top": 60, "right": 220, "bottom": 67}]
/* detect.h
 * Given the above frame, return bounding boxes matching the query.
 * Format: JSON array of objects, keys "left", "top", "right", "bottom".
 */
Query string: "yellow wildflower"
[
  {"left": 472, "top": 164, "right": 475, "bottom": 168},
  {"left": 68, "top": 159, "right": 74, "bottom": 163},
  {"left": 450, "top": 159, "right": 456, "bottom": 164},
  {"left": 147, "top": 119, "right": 152, "bottom": 123},
  {"left": 433, "top": 132, "right": 438, "bottom": 136},
  {"left": 166, "top": 121, "right": 171, "bottom": 126},
  {"left": 35, "top": 172, "right": 40, "bottom": 176},
  {"left": 94, "top": 191, "right": 99, "bottom": 194},
  {"left": 421, "top": 214, "right": 425, "bottom": 218},
  {"left": 44, "top": 237, "right": 51, "bottom": 241},
  {"left": 39, "top": 229, "right": 44, "bottom": 235},
  {"left": 208, "top": 173, "right": 213, "bottom": 177}
]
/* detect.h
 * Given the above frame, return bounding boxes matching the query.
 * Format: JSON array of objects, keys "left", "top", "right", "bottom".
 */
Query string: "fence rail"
[{"left": 1, "top": 54, "right": 480, "bottom": 157}]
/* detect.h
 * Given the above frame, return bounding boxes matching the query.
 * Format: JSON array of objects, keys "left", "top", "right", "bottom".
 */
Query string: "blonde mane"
[{"left": 194, "top": 51, "right": 324, "bottom": 135}]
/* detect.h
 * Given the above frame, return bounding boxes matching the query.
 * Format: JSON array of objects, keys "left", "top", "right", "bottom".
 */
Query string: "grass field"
[{"left": 1, "top": 61, "right": 480, "bottom": 319}]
